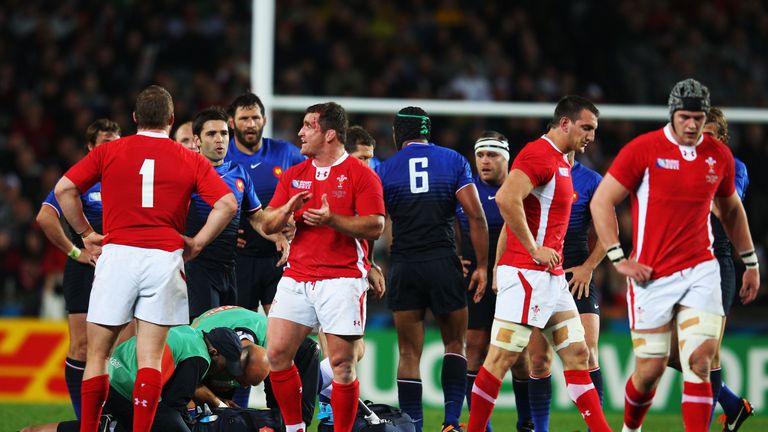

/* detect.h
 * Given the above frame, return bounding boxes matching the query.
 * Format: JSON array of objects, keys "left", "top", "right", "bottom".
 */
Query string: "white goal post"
[{"left": 252, "top": 0, "right": 768, "bottom": 138}]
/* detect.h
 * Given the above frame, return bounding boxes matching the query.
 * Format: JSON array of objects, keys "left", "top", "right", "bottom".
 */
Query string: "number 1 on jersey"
[
  {"left": 139, "top": 159, "right": 155, "bottom": 208},
  {"left": 409, "top": 157, "right": 429, "bottom": 193}
]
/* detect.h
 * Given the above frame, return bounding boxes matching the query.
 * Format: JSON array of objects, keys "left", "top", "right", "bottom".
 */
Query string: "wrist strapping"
[
  {"left": 740, "top": 249, "right": 759, "bottom": 269},
  {"left": 68, "top": 246, "right": 81, "bottom": 260},
  {"left": 606, "top": 243, "right": 626, "bottom": 265}
]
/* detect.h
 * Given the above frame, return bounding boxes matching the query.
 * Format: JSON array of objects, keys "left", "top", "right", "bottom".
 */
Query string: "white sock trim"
[
  {"left": 471, "top": 383, "right": 497, "bottom": 404},
  {"left": 566, "top": 383, "right": 595, "bottom": 402}
]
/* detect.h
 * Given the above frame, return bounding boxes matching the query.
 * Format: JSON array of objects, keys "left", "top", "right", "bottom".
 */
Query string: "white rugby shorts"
[
  {"left": 87, "top": 244, "right": 188, "bottom": 326},
  {"left": 494, "top": 265, "right": 576, "bottom": 329},
  {"left": 269, "top": 276, "right": 368, "bottom": 336},
  {"left": 627, "top": 258, "right": 724, "bottom": 330}
]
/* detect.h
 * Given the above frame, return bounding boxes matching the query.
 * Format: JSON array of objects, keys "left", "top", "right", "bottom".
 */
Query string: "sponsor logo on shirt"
[
  {"left": 250, "top": 162, "right": 262, "bottom": 169},
  {"left": 291, "top": 180, "right": 312, "bottom": 190},
  {"left": 656, "top": 158, "right": 680, "bottom": 170},
  {"left": 235, "top": 179, "right": 245, "bottom": 192},
  {"left": 273, "top": 166, "right": 283, "bottom": 178},
  {"left": 316, "top": 166, "right": 330, "bottom": 180},
  {"left": 558, "top": 167, "right": 570, "bottom": 177},
  {"left": 88, "top": 192, "right": 102, "bottom": 202},
  {"left": 487, "top": 195, "right": 496, "bottom": 201}
]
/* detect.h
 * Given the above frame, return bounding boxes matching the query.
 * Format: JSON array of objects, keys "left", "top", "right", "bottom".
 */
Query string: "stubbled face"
[
  {"left": 196, "top": 120, "right": 229, "bottom": 164},
  {"left": 232, "top": 105, "right": 265, "bottom": 149},
  {"left": 672, "top": 110, "right": 707, "bottom": 146},
  {"left": 175, "top": 123, "right": 197, "bottom": 152},
  {"left": 350, "top": 143, "right": 374, "bottom": 164},
  {"left": 298, "top": 112, "right": 325, "bottom": 157},
  {"left": 475, "top": 150, "right": 506, "bottom": 184},
  {"left": 565, "top": 109, "right": 598, "bottom": 153}
]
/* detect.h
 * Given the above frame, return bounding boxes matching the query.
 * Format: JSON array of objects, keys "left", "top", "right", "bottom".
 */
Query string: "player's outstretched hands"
[
  {"left": 368, "top": 264, "right": 386, "bottom": 299},
  {"left": 565, "top": 264, "right": 593, "bottom": 300},
  {"left": 469, "top": 267, "right": 487, "bottom": 303},
  {"left": 531, "top": 246, "right": 560, "bottom": 270},
  {"left": 82, "top": 231, "right": 104, "bottom": 262},
  {"left": 182, "top": 235, "right": 204, "bottom": 262},
  {"left": 614, "top": 259, "right": 653, "bottom": 282},
  {"left": 303, "top": 194, "right": 332, "bottom": 226},
  {"left": 740, "top": 267, "right": 760, "bottom": 304},
  {"left": 286, "top": 191, "right": 312, "bottom": 213},
  {"left": 275, "top": 235, "right": 290, "bottom": 267}
]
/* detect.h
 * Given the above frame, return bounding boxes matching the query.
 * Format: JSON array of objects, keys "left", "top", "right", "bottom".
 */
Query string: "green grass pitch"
[{"left": 1, "top": 404, "right": 764, "bottom": 431}]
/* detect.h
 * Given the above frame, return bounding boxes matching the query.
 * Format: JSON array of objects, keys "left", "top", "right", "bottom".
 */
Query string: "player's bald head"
[{"left": 238, "top": 344, "right": 270, "bottom": 386}]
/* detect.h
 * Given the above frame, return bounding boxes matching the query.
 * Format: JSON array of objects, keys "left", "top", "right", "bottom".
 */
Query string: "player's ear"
[
  {"left": 559, "top": 116, "right": 570, "bottom": 133},
  {"left": 168, "top": 113, "right": 175, "bottom": 128},
  {"left": 325, "top": 128, "right": 337, "bottom": 143},
  {"left": 132, "top": 111, "right": 138, "bottom": 125},
  {"left": 228, "top": 118, "right": 235, "bottom": 130}
]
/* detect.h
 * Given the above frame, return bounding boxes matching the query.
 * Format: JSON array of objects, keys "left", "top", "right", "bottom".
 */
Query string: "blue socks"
[
  {"left": 513, "top": 377, "right": 531, "bottom": 429},
  {"left": 529, "top": 375, "right": 552, "bottom": 432},
  {"left": 398, "top": 378, "right": 424, "bottom": 432},
  {"left": 718, "top": 382, "right": 742, "bottom": 417},
  {"left": 232, "top": 386, "right": 251, "bottom": 408},
  {"left": 589, "top": 368, "right": 604, "bottom": 407},
  {"left": 64, "top": 357, "right": 85, "bottom": 420},
  {"left": 442, "top": 354, "right": 467, "bottom": 427}
]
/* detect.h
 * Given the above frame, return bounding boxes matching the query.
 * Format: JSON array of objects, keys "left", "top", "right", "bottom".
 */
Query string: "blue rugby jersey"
[
  {"left": 186, "top": 161, "right": 261, "bottom": 268},
  {"left": 43, "top": 183, "right": 103, "bottom": 248},
  {"left": 457, "top": 176, "right": 504, "bottom": 265},
  {"left": 376, "top": 143, "right": 473, "bottom": 261},
  {"left": 224, "top": 137, "right": 304, "bottom": 257},
  {"left": 562, "top": 161, "right": 603, "bottom": 269},
  {"left": 711, "top": 157, "right": 749, "bottom": 257}
]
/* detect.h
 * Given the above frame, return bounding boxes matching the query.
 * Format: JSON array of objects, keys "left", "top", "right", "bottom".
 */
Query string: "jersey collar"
[
  {"left": 312, "top": 151, "right": 349, "bottom": 168},
  {"left": 137, "top": 130, "right": 169, "bottom": 138},
  {"left": 541, "top": 135, "right": 571, "bottom": 164},
  {"left": 663, "top": 123, "right": 704, "bottom": 147}
]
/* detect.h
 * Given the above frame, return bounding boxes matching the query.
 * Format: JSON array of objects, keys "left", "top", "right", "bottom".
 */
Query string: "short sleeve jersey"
[
  {"left": 191, "top": 305, "right": 267, "bottom": 347},
  {"left": 376, "top": 143, "right": 473, "bottom": 261},
  {"left": 712, "top": 157, "right": 748, "bottom": 257},
  {"left": 498, "top": 136, "right": 574, "bottom": 275},
  {"left": 186, "top": 161, "right": 261, "bottom": 267},
  {"left": 608, "top": 125, "right": 736, "bottom": 278},
  {"left": 108, "top": 326, "right": 210, "bottom": 401},
  {"left": 457, "top": 176, "right": 503, "bottom": 265},
  {"left": 269, "top": 153, "right": 385, "bottom": 282},
  {"left": 63, "top": 132, "right": 232, "bottom": 251},
  {"left": 225, "top": 137, "right": 305, "bottom": 257},
  {"left": 43, "top": 183, "right": 103, "bottom": 248},
  {"left": 563, "top": 161, "right": 603, "bottom": 268}
]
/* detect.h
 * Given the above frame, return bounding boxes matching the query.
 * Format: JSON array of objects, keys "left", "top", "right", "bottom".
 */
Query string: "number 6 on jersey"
[
  {"left": 409, "top": 157, "right": 429, "bottom": 193},
  {"left": 139, "top": 159, "right": 155, "bottom": 208}
]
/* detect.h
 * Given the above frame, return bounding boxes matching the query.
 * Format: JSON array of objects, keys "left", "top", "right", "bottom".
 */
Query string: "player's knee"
[
  {"left": 69, "top": 337, "right": 88, "bottom": 361},
  {"left": 267, "top": 345, "right": 294, "bottom": 371},
  {"left": 677, "top": 308, "right": 722, "bottom": 383},
  {"left": 443, "top": 339, "right": 464, "bottom": 355},
  {"left": 510, "top": 356, "right": 530, "bottom": 380},
  {"left": 329, "top": 357, "right": 356, "bottom": 384},
  {"left": 587, "top": 345, "right": 599, "bottom": 369},
  {"left": 528, "top": 350, "right": 552, "bottom": 377},
  {"left": 634, "top": 358, "right": 668, "bottom": 388},
  {"left": 466, "top": 338, "right": 489, "bottom": 369}
]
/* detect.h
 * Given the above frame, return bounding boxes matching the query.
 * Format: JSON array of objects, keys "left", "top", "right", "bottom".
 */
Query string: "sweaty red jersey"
[
  {"left": 270, "top": 153, "right": 385, "bottom": 282},
  {"left": 609, "top": 125, "right": 736, "bottom": 278},
  {"left": 64, "top": 131, "right": 232, "bottom": 251},
  {"left": 498, "top": 136, "right": 573, "bottom": 275}
]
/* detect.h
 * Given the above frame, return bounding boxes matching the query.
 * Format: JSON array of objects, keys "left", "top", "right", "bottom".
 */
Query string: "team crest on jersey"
[
  {"left": 273, "top": 166, "right": 282, "bottom": 178},
  {"left": 656, "top": 158, "right": 680, "bottom": 170},
  {"left": 291, "top": 180, "right": 312, "bottom": 190},
  {"left": 558, "top": 167, "right": 570, "bottom": 177},
  {"left": 705, "top": 156, "right": 716, "bottom": 173},
  {"left": 235, "top": 179, "right": 245, "bottom": 192},
  {"left": 88, "top": 192, "right": 102, "bottom": 202},
  {"left": 336, "top": 174, "right": 347, "bottom": 189},
  {"left": 531, "top": 304, "right": 541, "bottom": 320}
]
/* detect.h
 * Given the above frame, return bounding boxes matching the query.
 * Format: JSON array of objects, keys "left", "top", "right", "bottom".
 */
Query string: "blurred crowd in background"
[{"left": 1, "top": 0, "right": 766, "bottom": 330}]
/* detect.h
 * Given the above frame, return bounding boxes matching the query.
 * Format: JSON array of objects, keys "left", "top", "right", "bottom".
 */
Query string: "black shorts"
[
  {"left": 235, "top": 254, "right": 283, "bottom": 310},
  {"left": 263, "top": 337, "right": 320, "bottom": 426},
  {"left": 63, "top": 259, "right": 95, "bottom": 314},
  {"left": 186, "top": 260, "right": 237, "bottom": 319},
  {"left": 718, "top": 256, "right": 737, "bottom": 314},
  {"left": 565, "top": 273, "right": 600, "bottom": 315},
  {"left": 466, "top": 269, "right": 496, "bottom": 329},
  {"left": 387, "top": 255, "right": 466, "bottom": 315}
]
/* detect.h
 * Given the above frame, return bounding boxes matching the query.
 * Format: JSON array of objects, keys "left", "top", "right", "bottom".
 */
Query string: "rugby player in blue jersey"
[
  {"left": 457, "top": 132, "right": 533, "bottom": 432},
  {"left": 224, "top": 93, "right": 305, "bottom": 315},
  {"left": 185, "top": 107, "right": 289, "bottom": 320},
  {"left": 35, "top": 119, "right": 120, "bottom": 420},
  {"left": 377, "top": 107, "right": 489, "bottom": 432}
]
